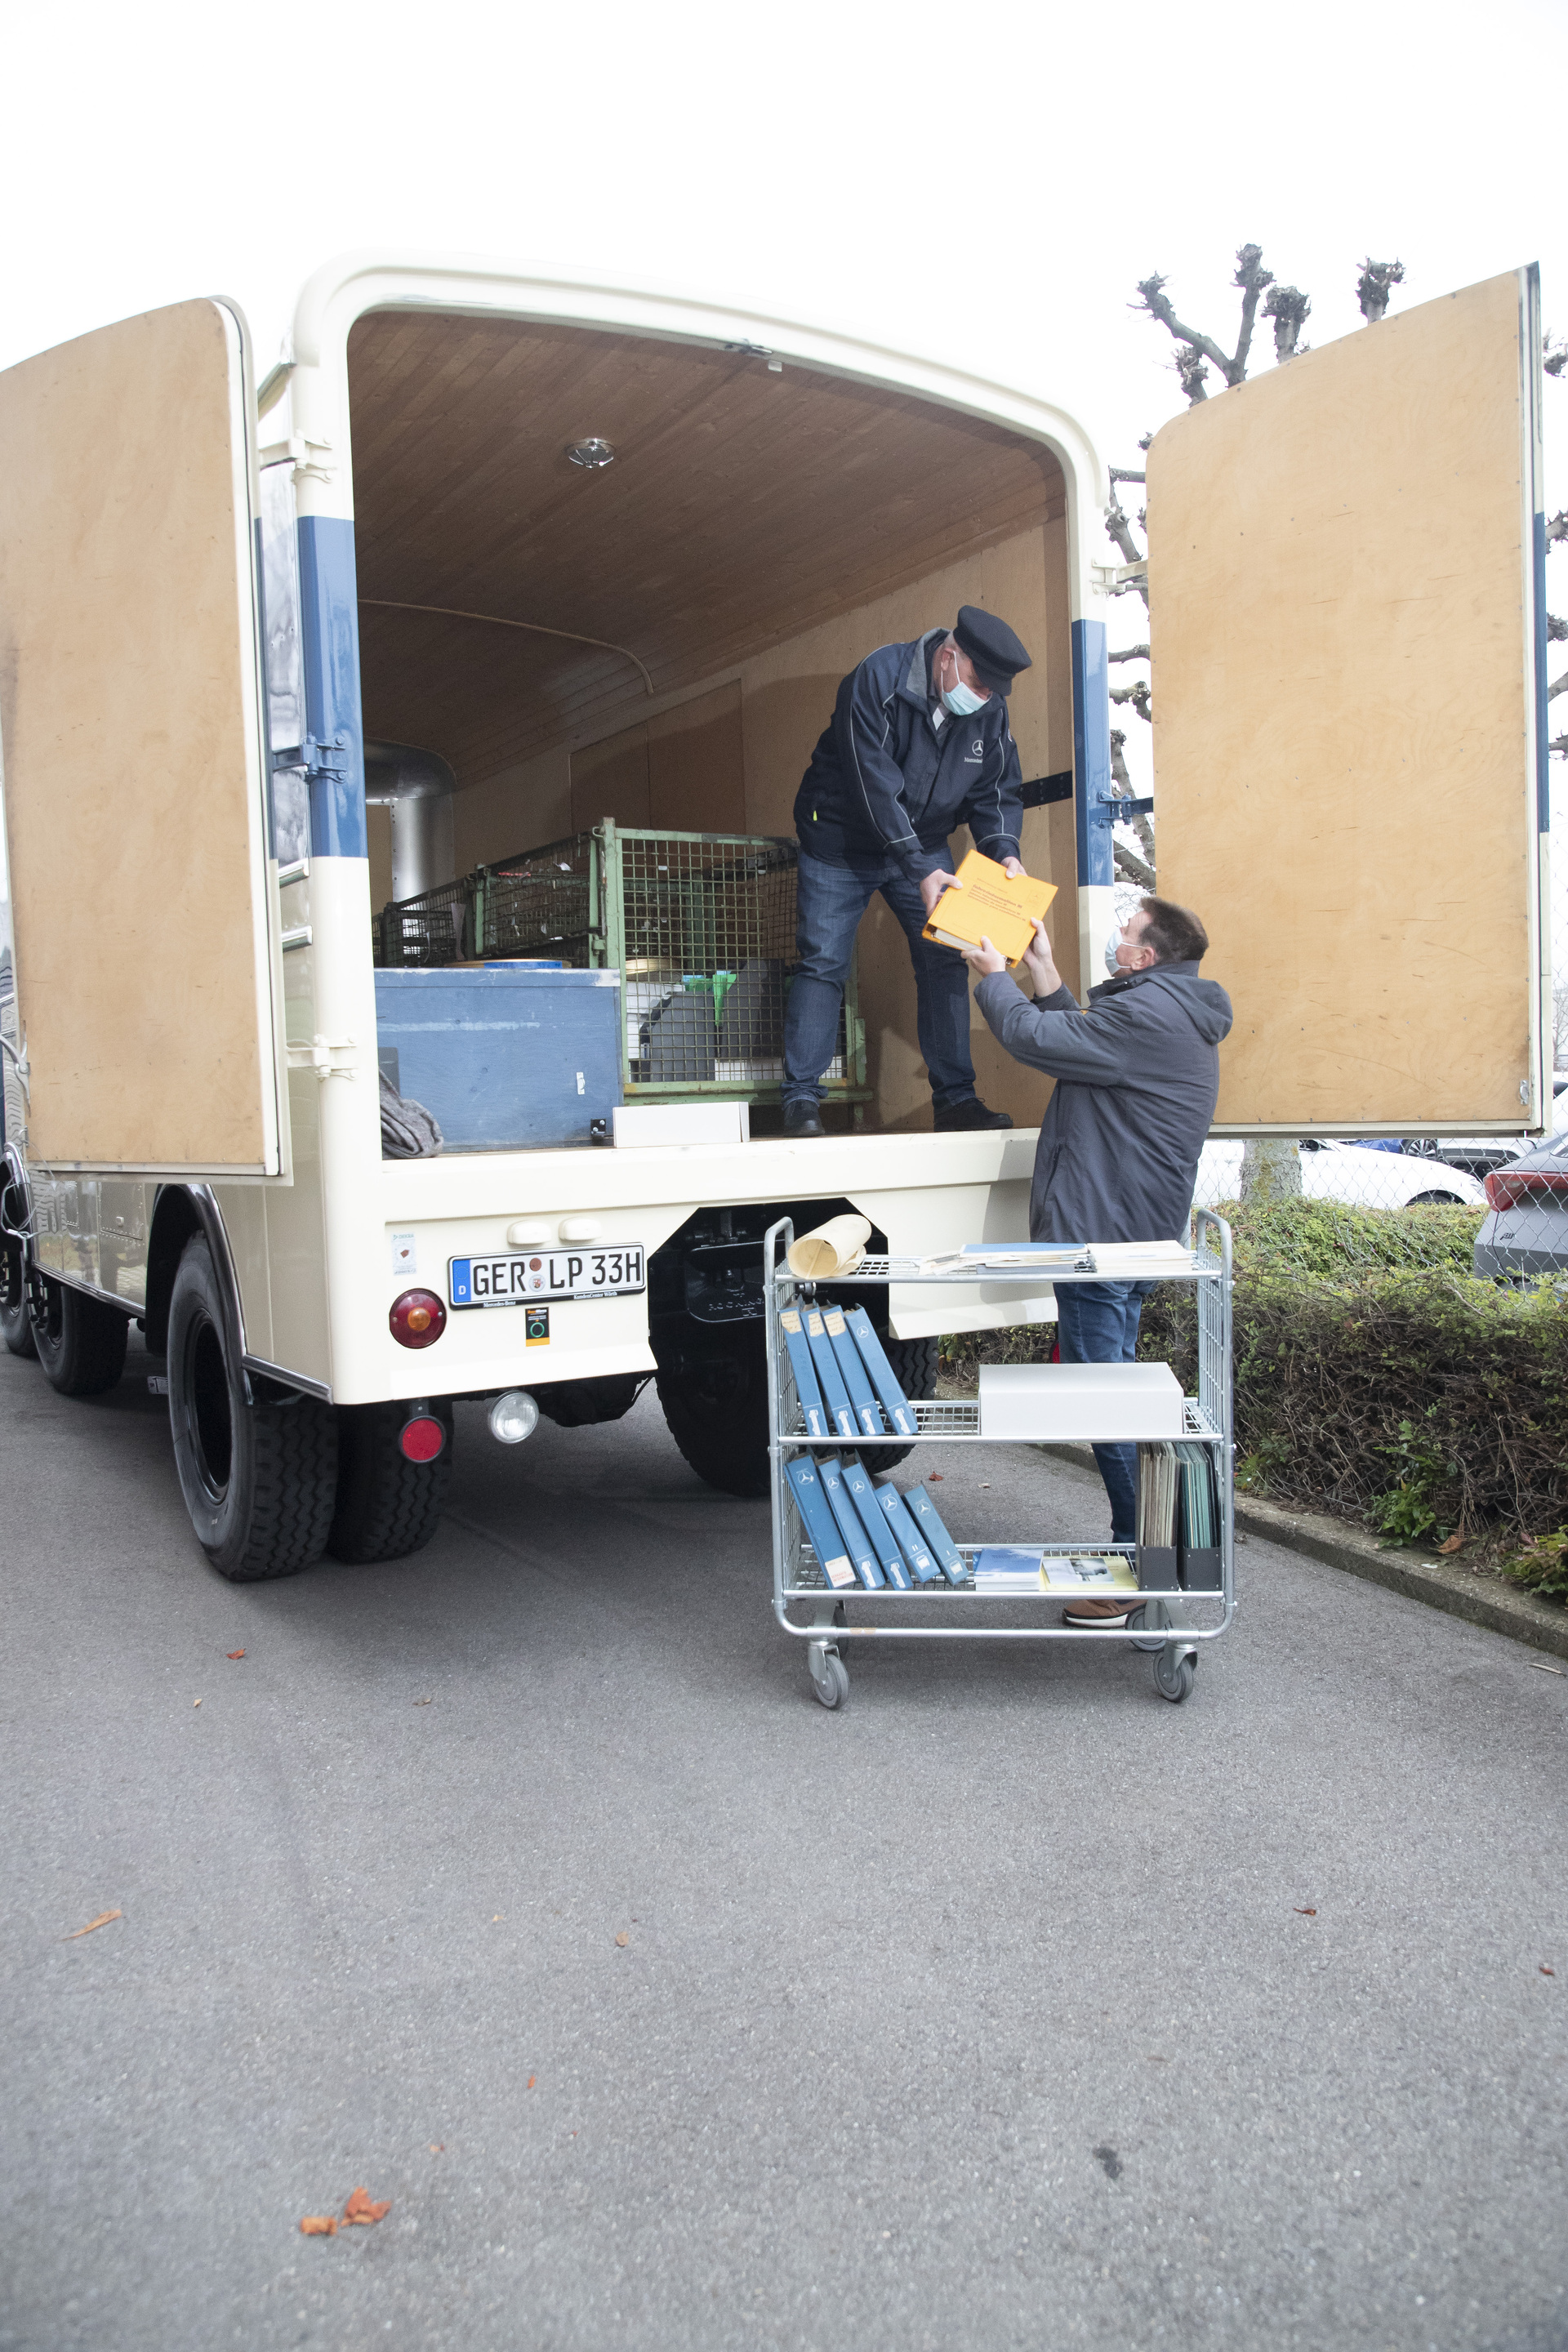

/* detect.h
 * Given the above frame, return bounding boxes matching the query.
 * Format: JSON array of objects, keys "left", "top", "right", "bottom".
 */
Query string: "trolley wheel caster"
[
  {"left": 1128, "top": 1600, "right": 1168, "bottom": 1655},
  {"left": 808, "top": 1643, "right": 849, "bottom": 1710},
  {"left": 1153, "top": 1646, "right": 1197, "bottom": 1704}
]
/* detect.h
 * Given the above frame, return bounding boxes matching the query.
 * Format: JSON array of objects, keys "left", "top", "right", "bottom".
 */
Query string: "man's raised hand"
[
  {"left": 1020, "top": 918, "right": 1061, "bottom": 996},
  {"left": 960, "top": 934, "right": 1009, "bottom": 978}
]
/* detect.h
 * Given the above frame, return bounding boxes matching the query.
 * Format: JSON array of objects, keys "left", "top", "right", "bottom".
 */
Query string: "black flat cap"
[{"left": 953, "top": 604, "right": 1033, "bottom": 696}]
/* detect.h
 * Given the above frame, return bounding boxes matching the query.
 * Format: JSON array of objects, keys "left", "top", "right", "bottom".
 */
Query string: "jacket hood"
[{"left": 1092, "top": 961, "right": 1234, "bottom": 1045}]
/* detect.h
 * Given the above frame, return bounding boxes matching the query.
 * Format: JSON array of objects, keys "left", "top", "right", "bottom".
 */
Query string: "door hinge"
[
  {"left": 273, "top": 733, "right": 352, "bottom": 782},
  {"left": 257, "top": 430, "right": 336, "bottom": 484},
  {"left": 287, "top": 1035, "right": 358, "bottom": 1083}
]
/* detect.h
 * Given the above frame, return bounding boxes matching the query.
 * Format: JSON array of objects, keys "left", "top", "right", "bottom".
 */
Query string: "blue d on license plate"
[{"left": 448, "top": 1245, "right": 645, "bottom": 1308}]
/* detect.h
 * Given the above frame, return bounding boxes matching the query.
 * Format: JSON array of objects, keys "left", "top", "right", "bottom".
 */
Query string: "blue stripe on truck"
[{"left": 296, "top": 514, "right": 368, "bottom": 859}]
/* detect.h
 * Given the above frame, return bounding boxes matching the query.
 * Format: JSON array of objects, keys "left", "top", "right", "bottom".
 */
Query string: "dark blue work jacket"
[{"left": 792, "top": 629, "right": 1024, "bottom": 884}]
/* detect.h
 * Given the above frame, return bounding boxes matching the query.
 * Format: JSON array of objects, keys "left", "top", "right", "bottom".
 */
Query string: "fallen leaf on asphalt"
[
  {"left": 429, "top": 2142, "right": 444, "bottom": 2153},
  {"left": 300, "top": 2216, "right": 337, "bottom": 2236},
  {"left": 227, "top": 1650, "right": 245, "bottom": 1659},
  {"left": 342, "top": 2187, "right": 390, "bottom": 2225},
  {"left": 980, "top": 1483, "right": 991, "bottom": 1489},
  {"left": 413, "top": 1697, "right": 433, "bottom": 1706},
  {"left": 1437, "top": 1535, "right": 1463, "bottom": 1555},
  {"left": 1543, "top": 1965, "right": 1557, "bottom": 1977},
  {"left": 928, "top": 1473, "right": 944, "bottom": 1483},
  {"left": 492, "top": 1914, "right": 502, "bottom": 1922},
  {"left": 615, "top": 1931, "right": 629, "bottom": 1948},
  {"left": 193, "top": 1698, "right": 203, "bottom": 1708},
  {"left": 1294, "top": 1908, "right": 1317, "bottom": 1917},
  {"left": 64, "top": 1910, "right": 121, "bottom": 1940},
  {"left": 527, "top": 2076, "right": 536, "bottom": 2090}
]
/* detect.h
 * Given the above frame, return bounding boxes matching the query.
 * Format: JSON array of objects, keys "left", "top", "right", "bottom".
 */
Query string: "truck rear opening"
[{"left": 344, "top": 308, "right": 1078, "bottom": 1138}]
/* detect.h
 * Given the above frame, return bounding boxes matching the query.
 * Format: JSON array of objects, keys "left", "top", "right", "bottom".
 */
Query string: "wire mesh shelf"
[{"left": 376, "top": 820, "right": 870, "bottom": 1107}]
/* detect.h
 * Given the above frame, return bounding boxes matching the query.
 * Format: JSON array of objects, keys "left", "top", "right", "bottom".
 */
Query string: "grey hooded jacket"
[{"left": 973, "top": 960, "right": 1234, "bottom": 1245}]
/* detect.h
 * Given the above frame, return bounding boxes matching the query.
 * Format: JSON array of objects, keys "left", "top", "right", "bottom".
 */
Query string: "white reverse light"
[{"left": 488, "top": 1389, "right": 539, "bottom": 1446}]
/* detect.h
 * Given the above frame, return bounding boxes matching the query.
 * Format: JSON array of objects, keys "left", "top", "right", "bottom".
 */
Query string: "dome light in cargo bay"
[
  {"left": 390, "top": 1288, "right": 448, "bottom": 1348},
  {"left": 566, "top": 438, "right": 616, "bottom": 470}
]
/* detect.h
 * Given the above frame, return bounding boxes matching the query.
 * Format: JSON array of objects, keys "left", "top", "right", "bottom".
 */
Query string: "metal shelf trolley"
[{"left": 764, "top": 1211, "right": 1236, "bottom": 1710}]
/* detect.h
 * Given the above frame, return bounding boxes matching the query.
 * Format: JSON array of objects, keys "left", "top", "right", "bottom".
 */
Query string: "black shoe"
[
  {"left": 933, "top": 1098, "right": 1013, "bottom": 1133},
  {"left": 783, "top": 1101, "right": 826, "bottom": 1138}
]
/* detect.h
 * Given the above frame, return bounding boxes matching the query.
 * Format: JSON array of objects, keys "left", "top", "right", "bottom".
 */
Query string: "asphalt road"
[{"left": 2, "top": 1330, "right": 1566, "bottom": 2352}]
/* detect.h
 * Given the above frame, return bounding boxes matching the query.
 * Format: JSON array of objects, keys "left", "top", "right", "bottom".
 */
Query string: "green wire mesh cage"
[{"left": 377, "top": 822, "right": 868, "bottom": 1108}]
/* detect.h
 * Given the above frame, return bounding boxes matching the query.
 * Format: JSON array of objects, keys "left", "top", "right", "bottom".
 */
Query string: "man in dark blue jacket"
[{"left": 782, "top": 606, "right": 1033, "bottom": 1137}]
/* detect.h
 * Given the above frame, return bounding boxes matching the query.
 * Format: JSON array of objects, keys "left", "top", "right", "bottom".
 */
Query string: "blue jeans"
[
  {"left": 783, "top": 848, "right": 976, "bottom": 1109},
  {"left": 1054, "top": 1280, "right": 1157, "bottom": 1542}
]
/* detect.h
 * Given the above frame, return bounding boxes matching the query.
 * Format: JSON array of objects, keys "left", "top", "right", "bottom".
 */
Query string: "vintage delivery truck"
[{"left": 0, "top": 255, "right": 1552, "bottom": 1579}]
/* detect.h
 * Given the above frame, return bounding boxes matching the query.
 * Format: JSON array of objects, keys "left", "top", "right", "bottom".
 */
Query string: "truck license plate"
[{"left": 448, "top": 1245, "right": 645, "bottom": 1309}]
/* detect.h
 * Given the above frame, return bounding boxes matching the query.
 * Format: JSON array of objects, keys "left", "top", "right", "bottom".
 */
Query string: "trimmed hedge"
[{"left": 943, "top": 1201, "right": 1568, "bottom": 1552}]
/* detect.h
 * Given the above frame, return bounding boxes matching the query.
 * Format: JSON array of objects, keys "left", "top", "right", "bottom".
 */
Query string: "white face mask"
[
  {"left": 938, "top": 646, "right": 987, "bottom": 719},
  {"left": 1103, "top": 928, "right": 1125, "bottom": 975}
]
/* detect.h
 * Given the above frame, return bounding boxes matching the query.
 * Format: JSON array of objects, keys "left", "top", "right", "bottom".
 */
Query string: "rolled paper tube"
[{"left": 787, "top": 1214, "right": 871, "bottom": 1279}]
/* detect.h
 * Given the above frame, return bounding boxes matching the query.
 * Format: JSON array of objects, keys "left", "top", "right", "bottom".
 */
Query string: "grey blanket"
[{"left": 379, "top": 1068, "right": 443, "bottom": 1159}]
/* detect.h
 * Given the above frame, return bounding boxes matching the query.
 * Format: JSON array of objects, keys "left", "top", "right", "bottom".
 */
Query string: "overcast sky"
[
  {"left": 2, "top": 0, "right": 1564, "bottom": 824},
  {"left": 3, "top": 0, "right": 1562, "bottom": 476}
]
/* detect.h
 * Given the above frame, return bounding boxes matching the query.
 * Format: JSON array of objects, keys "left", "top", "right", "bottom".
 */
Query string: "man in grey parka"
[{"left": 964, "top": 896, "right": 1232, "bottom": 1623}]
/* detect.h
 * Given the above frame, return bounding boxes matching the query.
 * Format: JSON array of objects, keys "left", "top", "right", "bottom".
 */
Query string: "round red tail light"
[
  {"left": 390, "top": 1288, "right": 447, "bottom": 1348},
  {"left": 399, "top": 1414, "right": 447, "bottom": 1463}
]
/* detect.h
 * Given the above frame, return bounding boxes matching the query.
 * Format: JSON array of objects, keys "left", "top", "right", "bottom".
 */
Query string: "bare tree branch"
[
  {"left": 1228, "top": 244, "right": 1276, "bottom": 380},
  {"left": 1134, "top": 274, "right": 1238, "bottom": 383},
  {"left": 1109, "top": 644, "right": 1151, "bottom": 663},
  {"left": 1548, "top": 673, "right": 1568, "bottom": 702},
  {"left": 1548, "top": 511, "right": 1568, "bottom": 548},
  {"left": 1111, "top": 679, "right": 1152, "bottom": 723},
  {"left": 1356, "top": 259, "right": 1405, "bottom": 323},
  {"left": 1108, "top": 467, "right": 1146, "bottom": 485},
  {"left": 1174, "top": 348, "right": 1210, "bottom": 403},
  {"left": 1107, "top": 730, "right": 1157, "bottom": 866},
  {"left": 1552, "top": 733, "right": 1568, "bottom": 760},
  {"left": 1104, "top": 497, "right": 1144, "bottom": 568},
  {"left": 1115, "top": 842, "right": 1156, "bottom": 890},
  {"left": 1550, "top": 615, "right": 1568, "bottom": 642},
  {"left": 1263, "top": 284, "right": 1312, "bottom": 361},
  {"left": 1544, "top": 333, "right": 1567, "bottom": 379}
]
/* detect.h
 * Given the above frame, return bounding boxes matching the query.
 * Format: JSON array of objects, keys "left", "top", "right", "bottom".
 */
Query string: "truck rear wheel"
[
  {"left": 1, "top": 1176, "right": 36, "bottom": 1359},
  {"left": 167, "top": 1236, "right": 336, "bottom": 1580},
  {"left": 34, "top": 1275, "right": 127, "bottom": 1395},
  {"left": 327, "top": 1401, "right": 453, "bottom": 1564},
  {"left": 656, "top": 1348, "right": 771, "bottom": 1499}
]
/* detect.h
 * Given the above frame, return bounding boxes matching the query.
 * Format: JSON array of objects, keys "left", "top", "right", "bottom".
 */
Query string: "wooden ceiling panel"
[{"left": 348, "top": 311, "right": 1064, "bottom": 782}]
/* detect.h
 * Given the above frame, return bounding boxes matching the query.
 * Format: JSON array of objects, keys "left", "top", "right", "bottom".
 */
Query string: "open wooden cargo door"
[
  {"left": 0, "top": 298, "right": 290, "bottom": 1176},
  {"left": 1149, "top": 268, "right": 1550, "bottom": 1134}
]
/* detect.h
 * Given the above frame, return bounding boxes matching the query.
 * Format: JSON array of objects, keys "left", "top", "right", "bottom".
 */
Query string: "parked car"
[
  {"left": 1472, "top": 1133, "right": 1568, "bottom": 1277},
  {"left": 1196, "top": 1138, "right": 1486, "bottom": 1211}
]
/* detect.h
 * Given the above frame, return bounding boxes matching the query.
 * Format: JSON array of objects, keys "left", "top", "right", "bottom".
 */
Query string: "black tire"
[
  {"left": 1, "top": 1174, "right": 35, "bottom": 1359},
  {"left": 855, "top": 1334, "right": 938, "bottom": 1476},
  {"left": 657, "top": 1346, "right": 772, "bottom": 1498},
  {"left": 34, "top": 1275, "right": 127, "bottom": 1396},
  {"left": 532, "top": 1373, "right": 649, "bottom": 1428},
  {"left": 327, "top": 1400, "right": 453, "bottom": 1564},
  {"left": 168, "top": 1236, "right": 337, "bottom": 1580},
  {"left": 1405, "top": 1191, "right": 1467, "bottom": 1207}
]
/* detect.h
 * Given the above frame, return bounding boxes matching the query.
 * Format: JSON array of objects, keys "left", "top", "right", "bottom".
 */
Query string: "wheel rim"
[{"left": 185, "top": 1314, "right": 234, "bottom": 1499}]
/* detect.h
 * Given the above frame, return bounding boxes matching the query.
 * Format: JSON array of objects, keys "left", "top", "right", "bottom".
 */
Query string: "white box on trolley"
[{"left": 978, "top": 1361, "right": 1185, "bottom": 1441}]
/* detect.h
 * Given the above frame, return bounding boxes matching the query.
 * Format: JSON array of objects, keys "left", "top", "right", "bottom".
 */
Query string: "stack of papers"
[
  {"left": 1138, "top": 1442, "right": 1180, "bottom": 1548},
  {"left": 972, "top": 1549, "right": 1138, "bottom": 1592},
  {"left": 1175, "top": 1441, "right": 1218, "bottom": 1547}
]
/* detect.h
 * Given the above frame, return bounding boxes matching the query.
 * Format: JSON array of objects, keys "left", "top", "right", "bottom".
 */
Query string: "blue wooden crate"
[{"left": 373, "top": 967, "right": 623, "bottom": 1149}]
